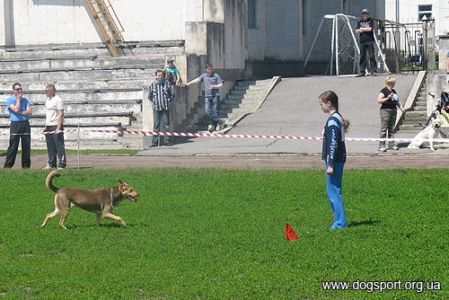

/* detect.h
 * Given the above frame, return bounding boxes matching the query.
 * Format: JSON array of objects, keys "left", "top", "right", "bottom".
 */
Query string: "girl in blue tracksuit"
[{"left": 318, "top": 90, "right": 349, "bottom": 230}]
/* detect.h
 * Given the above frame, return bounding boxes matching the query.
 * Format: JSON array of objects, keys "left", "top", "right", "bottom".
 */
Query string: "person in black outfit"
[
  {"left": 356, "top": 9, "right": 377, "bottom": 76},
  {"left": 377, "top": 76, "right": 405, "bottom": 152}
]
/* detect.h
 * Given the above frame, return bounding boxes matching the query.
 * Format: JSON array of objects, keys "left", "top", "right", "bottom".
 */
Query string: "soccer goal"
[{"left": 304, "top": 14, "right": 389, "bottom": 76}]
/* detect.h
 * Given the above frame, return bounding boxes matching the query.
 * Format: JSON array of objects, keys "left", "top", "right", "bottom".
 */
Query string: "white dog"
[{"left": 408, "top": 114, "right": 445, "bottom": 151}]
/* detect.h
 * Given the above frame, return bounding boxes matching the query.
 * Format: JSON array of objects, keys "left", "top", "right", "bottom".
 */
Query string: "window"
[
  {"left": 248, "top": 0, "right": 256, "bottom": 28},
  {"left": 418, "top": 4, "right": 432, "bottom": 21}
]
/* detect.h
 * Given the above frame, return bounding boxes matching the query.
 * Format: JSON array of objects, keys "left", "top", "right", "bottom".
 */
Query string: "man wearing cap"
[{"left": 356, "top": 9, "right": 377, "bottom": 76}]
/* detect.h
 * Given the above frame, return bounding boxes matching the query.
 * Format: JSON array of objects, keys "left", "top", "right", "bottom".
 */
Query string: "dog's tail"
[{"left": 46, "top": 171, "right": 60, "bottom": 193}]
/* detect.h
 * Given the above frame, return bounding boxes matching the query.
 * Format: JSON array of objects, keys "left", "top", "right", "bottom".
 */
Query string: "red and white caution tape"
[{"left": 2, "top": 128, "right": 449, "bottom": 143}]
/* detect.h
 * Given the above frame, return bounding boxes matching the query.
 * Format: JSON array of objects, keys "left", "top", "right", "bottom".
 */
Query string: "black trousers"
[
  {"left": 359, "top": 42, "right": 377, "bottom": 74},
  {"left": 152, "top": 109, "right": 170, "bottom": 145},
  {"left": 44, "top": 125, "right": 67, "bottom": 168},
  {"left": 4, "top": 121, "right": 31, "bottom": 168}
]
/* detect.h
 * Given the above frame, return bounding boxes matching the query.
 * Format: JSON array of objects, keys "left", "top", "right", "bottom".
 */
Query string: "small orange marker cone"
[{"left": 286, "top": 223, "right": 299, "bottom": 241}]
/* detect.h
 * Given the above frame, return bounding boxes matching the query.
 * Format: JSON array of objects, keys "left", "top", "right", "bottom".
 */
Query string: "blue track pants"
[{"left": 325, "top": 162, "right": 348, "bottom": 229}]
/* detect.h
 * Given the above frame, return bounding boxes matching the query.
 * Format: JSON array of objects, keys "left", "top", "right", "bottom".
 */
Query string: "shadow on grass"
[
  {"left": 349, "top": 219, "right": 381, "bottom": 228},
  {"left": 67, "top": 222, "right": 149, "bottom": 229}
]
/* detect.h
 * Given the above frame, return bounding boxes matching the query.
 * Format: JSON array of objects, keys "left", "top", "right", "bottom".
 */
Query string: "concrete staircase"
[
  {"left": 181, "top": 77, "right": 279, "bottom": 132},
  {"left": 0, "top": 41, "right": 184, "bottom": 149},
  {"left": 221, "top": 78, "right": 277, "bottom": 127},
  {"left": 397, "top": 79, "right": 428, "bottom": 133}
]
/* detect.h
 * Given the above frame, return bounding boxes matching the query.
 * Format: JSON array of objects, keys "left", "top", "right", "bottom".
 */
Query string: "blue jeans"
[
  {"left": 152, "top": 109, "right": 170, "bottom": 145},
  {"left": 204, "top": 95, "right": 220, "bottom": 126},
  {"left": 325, "top": 162, "right": 348, "bottom": 229}
]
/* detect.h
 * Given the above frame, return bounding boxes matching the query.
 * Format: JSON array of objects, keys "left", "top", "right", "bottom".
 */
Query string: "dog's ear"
[{"left": 118, "top": 180, "right": 124, "bottom": 186}]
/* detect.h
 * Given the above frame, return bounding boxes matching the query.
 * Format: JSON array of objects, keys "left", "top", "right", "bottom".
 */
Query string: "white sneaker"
[
  {"left": 378, "top": 147, "right": 387, "bottom": 152},
  {"left": 390, "top": 145, "right": 399, "bottom": 150},
  {"left": 42, "top": 164, "right": 53, "bottom": 170},
  {"left": 207, "top": 124, "right": 215, "bottom": 133}
]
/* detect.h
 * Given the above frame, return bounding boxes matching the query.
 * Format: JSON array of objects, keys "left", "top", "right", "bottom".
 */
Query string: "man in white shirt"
[{"left": 44, "top": 84, "right": 66, "bottom": 169}]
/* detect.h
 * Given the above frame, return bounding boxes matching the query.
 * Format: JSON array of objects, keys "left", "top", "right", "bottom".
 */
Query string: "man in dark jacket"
[{"left": 356, "top": 9, "right": 377, "bottom": 76}]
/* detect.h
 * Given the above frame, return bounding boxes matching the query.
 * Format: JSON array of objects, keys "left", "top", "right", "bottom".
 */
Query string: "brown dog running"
[{"left": 41, "top": 171, "right": 139, "bottom": 229}]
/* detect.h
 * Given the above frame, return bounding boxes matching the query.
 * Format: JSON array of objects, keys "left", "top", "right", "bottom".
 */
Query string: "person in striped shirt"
[
  {"left": 148, "top": 70, "right": 174, "bottom": 146},
  {"left": 318, "top": 90, "right": 349, "bottom": 230}
]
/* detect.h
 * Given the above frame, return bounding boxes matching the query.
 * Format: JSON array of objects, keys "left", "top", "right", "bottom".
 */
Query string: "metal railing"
[{"left": 377, "top": 18, "right": 435, "bottom": 72}]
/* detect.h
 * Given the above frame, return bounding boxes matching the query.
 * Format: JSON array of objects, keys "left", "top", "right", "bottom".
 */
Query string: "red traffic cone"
[{"left": 286, "top": 223, "right": 299, "bottom": 241}]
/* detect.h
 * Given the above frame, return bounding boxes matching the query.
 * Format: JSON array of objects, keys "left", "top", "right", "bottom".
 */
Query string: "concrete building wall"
[
  {"left": 433, "top": 0, "right": 449, "bottom": 36},
  {"left": 0, "top": 0, "right": 5, "bottom": 46},
  {"left": 247, "top": 0, "right": 385, "bottom": 62},
  {"left": 385, "top": 0, "right": 449, "bottom": 36},
  {"left": 385, "top": 0, "right": 432, "bottom": 23},
  {"left": 6, "top": 0, "right": 98, "bottom": 45},
  {"left": 0, "top": 0, "right": 188, "bottom": 46},
  {"left": 112, "top": 0, "right": 186, "bottom": 41},
  {"left": 247, "top": 1, "right": 265, "bottom": 61},
  {"left": 264, "top": 0, "right": 300, "bottom": 60}
]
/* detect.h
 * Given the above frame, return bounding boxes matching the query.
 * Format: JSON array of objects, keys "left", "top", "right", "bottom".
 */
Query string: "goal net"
[{"left": 304, "top": 14, "right": 389, "bottom": 76}]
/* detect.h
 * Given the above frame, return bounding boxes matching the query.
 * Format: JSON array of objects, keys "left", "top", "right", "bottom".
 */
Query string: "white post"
[
  {"left": 77, "top": 122, "right": 80, "bottom": 170},
  {"left": 339, "top": 14, "right": 361, "bottom": 74},
  {"left": 330, "top": 16, "right": 336, "bottom": 75},
  {"left": 304, "top": 17, "right": 327, "bottom": 70},
  {"left": 335, "top": 16, "right": 340, "bottom": 76}
]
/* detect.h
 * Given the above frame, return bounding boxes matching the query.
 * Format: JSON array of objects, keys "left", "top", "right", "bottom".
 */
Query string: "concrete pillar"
[
  {"left": 141, "top": 86, "right": 154, "bottom": 148},
  {"left": 438, "top": 36, "right": 449, "bottom": 73},
  {"left": 2, "top": 0, "right": 15, "bottom": 47}
]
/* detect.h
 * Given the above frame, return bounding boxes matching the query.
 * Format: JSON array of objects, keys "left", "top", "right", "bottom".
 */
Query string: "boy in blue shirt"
[{"left": 184, "top": 63, "right": 223, "bottom": 132}]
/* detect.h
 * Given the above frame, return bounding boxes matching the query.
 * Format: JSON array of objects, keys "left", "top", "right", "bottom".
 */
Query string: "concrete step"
[
  {"left": 0, "top": 88, "right": 143, "bottom": 102},
  {"left": 220, "top": 103, "right": 240, "bottom": 111},
  {"left": 0, "top": 67, "right": 156, "bottom": 82},
  {"left": 0, "top": 56, "right": 164, "bottom": 72},
  {"left": 234, "top": 85, "right": 268, "bottom": 92},
  {"left": 0, "top": 78, "right": 151, "bottom": 91},
  {"left": 398, "top": 124, "right": 424, "bottom": 132},
  {"left": 405, "top": 110, "right": 427, "bottom": 117},
  {"left": 226, "top": 94, "right": 244, "bottom": 101},
  {"left": 412, "top": 105, "right": 427, "bottom": 111},
  {"left": 402, "top": 116, "right": 428, "bottom": 122},
  {"left": 0, "top": 40, "right": 184, "bottom": 60},
  {"left": 414, "top": 100, "right": 427, "bottom": 105},
  {"left": 0, "top": 100, "right": 142, "bottom": 116},
  {"left": 0, "top": 112, "right": 134, "bottom": 127}
]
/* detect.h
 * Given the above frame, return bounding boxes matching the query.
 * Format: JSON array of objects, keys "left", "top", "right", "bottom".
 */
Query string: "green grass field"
[{"left": 0, "top": 168, "right": 448, "bottom": 299}]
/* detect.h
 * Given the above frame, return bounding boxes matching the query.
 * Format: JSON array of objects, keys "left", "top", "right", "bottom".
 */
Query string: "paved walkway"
[{"left": 140, "top": 74, "right": 438, "bottom": 156}]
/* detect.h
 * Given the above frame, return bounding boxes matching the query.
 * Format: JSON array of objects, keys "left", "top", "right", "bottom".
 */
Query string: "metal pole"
[
  {"left": 304, "top": 16, "right": 328, "bottom": 70},
  {"left": 77, "top": 122, "right": 80, "bottom": 170},
  {"left": 422, "top": 19, "right": 428, "bottom": 70},
  {"left": 335, "top": 16, "right": 340, "bottom": 75},
  {"left": 330, "top": 16, "right": 336, "bottom": 75},
  {"left": 395, "top": 0, "right": 399, "bottom": 24}
]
